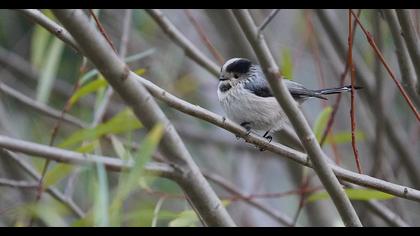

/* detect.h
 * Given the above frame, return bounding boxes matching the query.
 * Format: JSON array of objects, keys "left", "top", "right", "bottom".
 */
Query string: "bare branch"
[
  {"left": 51, "top": 9, "right": 235, "bottom": 227},
  {"left": 257, "top": 9, "right": 281, "bottom": 36},
  {"left": 231, "top": 9, "right": 362, "bottom": 227},
  {"left": 395, "top": 9, "right": 420, "bottom": 94},
  {"left": 0, "top": 178, "right": 38, "bottom": 189},
  {"left": 0, "top": 82, "right": 87, "bottom": 129},
  {"left": 16, "top": 9, "right": 80, "bottom": 52},
  {"left": 145, "top": 9, "right": 220, "bottom": 76}
]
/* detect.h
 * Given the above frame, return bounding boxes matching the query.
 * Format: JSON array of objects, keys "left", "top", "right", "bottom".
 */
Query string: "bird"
[{"left": 217, "top": 57, "right": 361, "bottom": 143}]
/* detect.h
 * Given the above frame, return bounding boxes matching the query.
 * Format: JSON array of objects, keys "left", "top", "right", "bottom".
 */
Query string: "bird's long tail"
[{"left": 314, "top": 85, "right": 363, "bottom": 95}]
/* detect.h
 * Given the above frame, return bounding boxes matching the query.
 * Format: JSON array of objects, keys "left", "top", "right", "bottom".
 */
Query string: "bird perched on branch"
[{"left": 217, "top": 58, "right": 361, "bottom": 143}]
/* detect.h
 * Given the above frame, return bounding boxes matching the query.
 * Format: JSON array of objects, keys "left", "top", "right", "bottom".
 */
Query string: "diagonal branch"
[
  {"left": 145, "top": 9, "right": 220, "bottom": 76},
  {"left": 231, "top": 9, "right": 362, "bottom": 227},
  {"left": 51, "top": 9, "right": 235, "bottom": 227}
]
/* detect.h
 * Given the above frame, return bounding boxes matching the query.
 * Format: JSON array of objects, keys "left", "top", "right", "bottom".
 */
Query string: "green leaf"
[
  {"left": 31, "top": 25, "right": 50, "bottom": 69},
  {"left": 313, "top": 106, "right": 333, "bottom": 141},
  {"left": 74, "top": 141, "right": 99, "bottom": 154},
  {"left": 110, "top": 136, "right": 132, "bottom": 161},
  {"left": 168, "top": 210, "right": 198, "bottom": 227},
  {"left": 324, "top": 130, "right": 366, "bottom": 145},
  {"left": 281, "top": 48, "right": 293, "bottom": 80},
  {"left": 69, "top": 77, "right": 108, "bottom": 106},
  {"left": 58, "top": 108, "right": 142, "bottom": 149},
  {"left": 120, "top": 123, "right": 164, "bottom": 198},
  {"left": 110, "top": 124, "right": 164, "bottom": 225},
  {"left": 43, "top": 163, "right": 74, "bottom": 188},
  {"left": 36, "top": 37, "right": 65, "bottom": 103},
  {"left": 307, "top": 189, "right": 395, "bottom": 203},
  {"left": 93, "top": 162, "right": 109, "bottom": 227}
]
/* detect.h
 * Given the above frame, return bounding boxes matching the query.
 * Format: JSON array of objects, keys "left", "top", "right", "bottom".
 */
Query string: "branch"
[
  {"left": 16, "top": 9, "right": 80, "bottom": 53},
  {"left": 0, "top": 178, "right": 38, "bottom": 188},
  {"left": 203, "top": 172, "right": 294, "bottom": 226},
  {"left": 395, "top": 9, "right": 420, "bottom": 95},
  {"left": 257, "top": 9, "right": 281, "bottom": 36},
  {"left": 383, "top": 10, "right": 420, "bottom": 109},
  {"left": 315, "top": 9, "right": 420, "bottom": 188},
  {"left": 350, "top": 10, "right": 420, "bottom": 121},
  {"left": 145, "top": 9, "right": 220, "bottom": 76},
  {"left": 231, "top": 9, "right": 362, "bottom": 227},
  {"left": 0, "top": 148, "right": 85, "bottom": 218},
  {"left": 0, "top": 82, "right": 87, "bottom": 129},
  {"left": 21, "top": 7, "right": 420, "bottom": 216},
  {"left": 51, "top": 9, "right": 235, "bottom": 227}
]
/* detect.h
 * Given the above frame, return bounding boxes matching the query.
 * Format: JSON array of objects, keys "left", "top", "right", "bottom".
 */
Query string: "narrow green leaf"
[
  {"left": 43, "top": 163, "right": 74, "bottom": 188},
  {"left": 110, "top": 136, "right": 132, "bottom": 161},
  {"left": 307, "top": 189, "right": 395, "bottom": 203},
  {"left": 93, "top": 162, "right": 109, "bottom": 227},
  {"left": 281, "top": 48, "right": 293, "bottom": 80},
  {"left": 31, "top": 25, "right": 50, "bottom": 69},
  {"left": 324, "top": 130, "right": 366, "bottom": 145},
  {"left": 74, "top": 141, "right": 99, "bottom": 154},
  {"left": 313, "top": 106, "right": 333, "bottom": 141},
  {"left": 69, "top": 77, "right": 108, "bottom": 106},
  {"left": 168, "top": 210, "right": 198, "bottom": 227},
  {"left": 36, "top": 37, "right": 65, "bottom": 103},
  {"left": 110, "top": 124, "right": 164, "bottom": 225},
  {"left": 58, "top": 108, "right": 142, "bottom": 149}
]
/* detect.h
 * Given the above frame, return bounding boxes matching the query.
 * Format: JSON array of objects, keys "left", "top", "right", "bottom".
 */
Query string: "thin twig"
[
  {"left": 0, "top": 149, "right": 85, "bottom": 218},
  {"left": 350, "top": 10, "right": 420, "bottom": 121},
  {"left": 0, "top": 178, "right": 39, "bottom": 188},
  {"left": 315, "top": 9, "right": 420, "bottom": 188},
  {"left": 0, "top": 82, "right": 86, "bottom": 129},
  {"left": 88, "top": 9, "right": 117, "bottom": 53},
  {"left": 383, "top": 10, "right": 420, "bottom": 109},
  {"left": 203, "top": 172, "right": 295, "bottom": 226},
  {"left": 257, "top": 9, "right": 281, "bottom": 36},
  {"left": 146, "top": 9, "right": 220, "bottom": 76},
  {"left": 184, "top": 9, "right": 224, "bottom": 65},
  {"left": 319, "top": 9, "right": 362, "bottom": 147},
  {"left": 347, "top": 10, "right": 362, "bottom": 174},
  {"left": 395, "top": 9, "right": 420, "bottom": 95}
]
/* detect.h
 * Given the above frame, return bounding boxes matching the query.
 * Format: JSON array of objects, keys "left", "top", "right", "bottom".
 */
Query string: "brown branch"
[
  {"left": 88, "top": 9, "right": 117, "bottom": 53},
  {"left": 184, "top": 9, "right": 224, "bottom": 65},
  {"left": 319, "top": 9, "right": 362, "bottom": 147},
  {"left": 347, "top": 10, "right": 362, "bottom": 174},
  {"left": 350, "top": 10, "right": 420, "bottom": 121}
]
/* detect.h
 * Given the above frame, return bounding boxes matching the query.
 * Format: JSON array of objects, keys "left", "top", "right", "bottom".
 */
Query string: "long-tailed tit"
[{"left": 217, "top": 58, "right": 361, "bottom": 142}]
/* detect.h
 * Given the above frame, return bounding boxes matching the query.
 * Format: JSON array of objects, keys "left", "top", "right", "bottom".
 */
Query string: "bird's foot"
[
  {"left": 259, "top": 130, "right": 272, "bottom": 151},
  {"left": 236, "top": 122, "right": 252, "bottom": 139}
]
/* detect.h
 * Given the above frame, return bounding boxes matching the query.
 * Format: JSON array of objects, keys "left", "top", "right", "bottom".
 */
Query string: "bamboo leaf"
[
  {"left": 69, "top": 76, "right": 108, "bottom": 106},
  {"left": 313, "top": 106, "right": 333, "bottom": 141},
  {"left": 36, "top": 37, "right": 65, "bottom": 103},
  {"left": 58, "top": 108, "right": 142, "bottom": 149},
  {"left": 307, "top": 189, "right": 395, "bottom": 203},
  {"left": 168, "top": 210, "right": 198, "bottom": 227},
  {"left": 43, "top": 163, "right": 74, "bottom": 188},
  {"left": 324, "top": 130, "right": 366, "bottom": 145},
  {"left": 281, "top": 48, "right": 293, "bottom": 80}
]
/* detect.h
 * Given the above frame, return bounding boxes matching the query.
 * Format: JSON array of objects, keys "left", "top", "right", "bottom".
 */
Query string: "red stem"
[
  {"left": 348, "top": 10, "right": 362, "bottom": 174},
  {"left": 350, "top": 10, "right": 420, "bottom": 122}
]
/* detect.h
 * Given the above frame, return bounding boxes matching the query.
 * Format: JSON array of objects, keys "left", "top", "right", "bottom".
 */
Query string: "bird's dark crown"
[{"left": 225, "top": 58, "right": 252, "bottom": 74}]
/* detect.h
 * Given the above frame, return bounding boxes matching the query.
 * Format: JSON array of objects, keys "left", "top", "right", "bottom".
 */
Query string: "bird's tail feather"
[{"left": 315, "top": 85, "right": 362, "bottom": 95}]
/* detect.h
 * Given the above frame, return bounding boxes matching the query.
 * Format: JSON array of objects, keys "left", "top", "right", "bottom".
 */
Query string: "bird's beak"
[{"left": 219, "top": 76, "right": 228, "bottom": 81}]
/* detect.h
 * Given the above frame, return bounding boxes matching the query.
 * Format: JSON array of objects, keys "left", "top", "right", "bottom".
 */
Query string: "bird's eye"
[{"left": 233, "top": 73, "right": 239, "bottom": 79}]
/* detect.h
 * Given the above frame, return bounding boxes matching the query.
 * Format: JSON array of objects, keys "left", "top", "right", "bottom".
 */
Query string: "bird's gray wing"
[{"left": 244, "top": 73, "right": 326, "bottom": 100}]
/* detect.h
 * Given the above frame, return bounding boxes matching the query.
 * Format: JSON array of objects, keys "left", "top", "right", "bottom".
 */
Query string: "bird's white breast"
[{"left": 217, "top": 82, "right": 288, "bottom": 132}]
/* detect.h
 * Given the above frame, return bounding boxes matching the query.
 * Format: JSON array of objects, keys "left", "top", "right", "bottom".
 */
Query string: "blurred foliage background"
[{"left": 0, "top": 9, "right": 419, "bottom": 227}]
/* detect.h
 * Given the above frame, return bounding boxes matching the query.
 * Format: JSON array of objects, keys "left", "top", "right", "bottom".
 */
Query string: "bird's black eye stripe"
[{"left": 225, "top": 59, "right": 252, "bottom": 74}]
